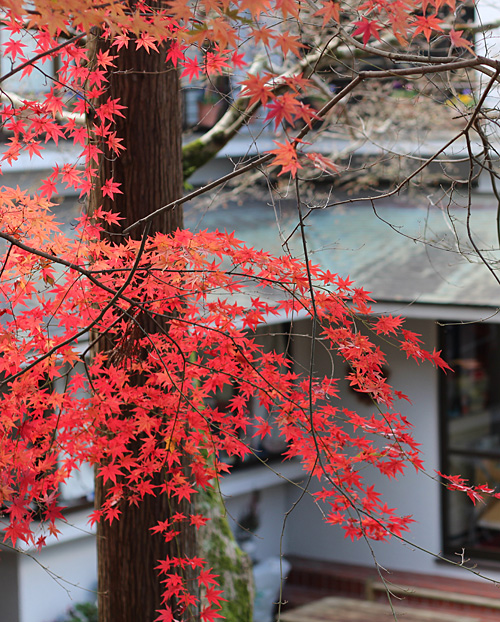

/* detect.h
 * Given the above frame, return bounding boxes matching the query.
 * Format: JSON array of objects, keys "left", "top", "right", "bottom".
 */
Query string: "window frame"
[{"left": 440, "top": 321, "right": 500, "bottom": 562}]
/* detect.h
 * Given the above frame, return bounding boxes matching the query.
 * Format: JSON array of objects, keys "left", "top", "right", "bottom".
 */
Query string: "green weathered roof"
[{"left": 184, "top": 192, "right": 500, "bottom": 309}]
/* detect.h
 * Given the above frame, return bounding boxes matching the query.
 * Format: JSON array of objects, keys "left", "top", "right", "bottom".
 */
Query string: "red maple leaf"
[
  {"left": 449, "top": 28, "right": 474, "bottom": 53},
  {"left": 269, "top": 140, "right": 302, "bottom": 177},
  {"left": 240, "top": 72, "right": 273, "bottom": 107},
  {"left": 315, "top": 0, "right": 340, "bottom": 25},
  {"left": 180, "top": 56, "right": 201, "bottom": 81},
  {"left": 305, "top": 152, "right": 338, "bottom": 173},
  {"left": 413, "top": 14, "right": 443, "bottom": 42},
  {"left": 265, "top": 92, "right": 301, "bottom": 128},
  {"left": 190, "top": 514, "right": 209, "bottom": 529},
  {"left": 101, "top": 177, "right": 123, "bottom": 199},
  {"left": 3, "top": 38, "right": 26, "bottom": 61},
  {"left": 374, "top": 314, "right": 403, "bottom": 335},
  {"left": 353, "top": 18, "right": 382, "bottom": 45}
]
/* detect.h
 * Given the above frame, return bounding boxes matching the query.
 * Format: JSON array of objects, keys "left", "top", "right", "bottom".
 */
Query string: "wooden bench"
[{"left": 278, "top": 596, "right": 483, "bottom": 622}]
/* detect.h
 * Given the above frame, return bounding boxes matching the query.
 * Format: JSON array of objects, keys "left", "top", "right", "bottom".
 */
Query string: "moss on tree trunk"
[{"left": 197, "top": 485, "right": 254, "bottom": 622}]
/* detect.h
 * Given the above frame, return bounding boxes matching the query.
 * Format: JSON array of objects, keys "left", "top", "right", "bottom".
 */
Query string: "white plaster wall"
[
  {"left": 476, "top": 1, "right": 500, "bottom": 62},
  {"left": 224, "top": 484, "right": 289, "bottom": 563},
  {"left": 17, "top": 513, "right": 97, "bottom": 622},
  {"left": 283, "top": 317, "right": 500, "bottom": 582}
]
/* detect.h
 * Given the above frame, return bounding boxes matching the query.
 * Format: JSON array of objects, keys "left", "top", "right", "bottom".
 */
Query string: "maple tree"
[{"left": 1, "top": 0, "right": 500, "bottom": 621}]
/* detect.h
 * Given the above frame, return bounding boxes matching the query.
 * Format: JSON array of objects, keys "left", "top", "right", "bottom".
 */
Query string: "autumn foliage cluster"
[
  {"left": 0, "top": 198, "right": 450, "bottom": 598},
  {"left": 0, "top": 0, "right": 492, "bottom": 619}
]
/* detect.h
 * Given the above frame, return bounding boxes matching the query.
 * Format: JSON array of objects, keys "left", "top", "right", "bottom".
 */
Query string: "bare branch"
[{"left": 127, "top": 75, "right": 364, "bottom": 234}]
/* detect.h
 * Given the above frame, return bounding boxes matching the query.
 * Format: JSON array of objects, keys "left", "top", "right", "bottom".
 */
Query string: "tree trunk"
[
  {"left": 89, "top": 27, "right": 254, "bottom": 622},
  {"left": 88, "top": 40, "right": 183, "bottom": 237},
  {"left": 89, "top": 35, "right": 188, "bottom": 622}
]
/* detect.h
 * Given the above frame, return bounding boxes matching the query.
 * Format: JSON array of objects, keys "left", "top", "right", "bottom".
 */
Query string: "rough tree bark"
[
  {"left": 88, "top": 33, "right": 188, "bottom": 622},
  {"left": 88, "top": 27, "right": 253, "bottom": 622}
]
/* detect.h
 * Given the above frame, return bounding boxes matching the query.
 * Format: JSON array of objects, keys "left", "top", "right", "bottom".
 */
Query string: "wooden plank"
[
  {"left": 279, "top": 597, "right": 482, "bottom": 622},
  {"left": 369, "top": 580, "right": 500, "bottom": 610}
]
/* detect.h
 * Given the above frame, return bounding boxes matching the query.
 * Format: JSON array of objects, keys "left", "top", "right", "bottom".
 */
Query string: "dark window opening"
[
  {"left": 440, "top": 322, "right": 500, "bottom": 559},
  {"left": 209, "top": 322, "right": 292, "bottom": 470}
]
